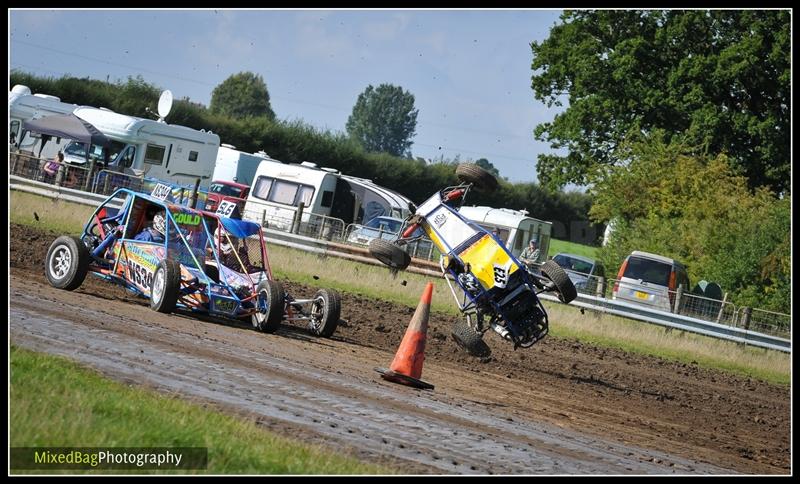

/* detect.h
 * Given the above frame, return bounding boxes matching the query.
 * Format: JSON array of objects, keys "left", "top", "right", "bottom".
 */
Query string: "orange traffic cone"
[{"left": 375, "top": 282, "right": 435, "bottom": 390}]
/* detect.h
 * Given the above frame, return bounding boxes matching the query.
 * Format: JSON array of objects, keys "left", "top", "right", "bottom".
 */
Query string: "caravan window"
[
  {"left": 252, "top": 175, "right": 315, "bottom": 207},
  {"left": 144, "top": 144, "right": 166, "bottom": 165},
  {"left": 189, "top": 150, "right": 198, "bottom": 162}
]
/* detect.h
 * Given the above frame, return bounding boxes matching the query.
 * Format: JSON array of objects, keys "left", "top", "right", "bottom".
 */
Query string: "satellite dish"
[{"left": 157, "top": 90, "right": 173, "bottom": 121}]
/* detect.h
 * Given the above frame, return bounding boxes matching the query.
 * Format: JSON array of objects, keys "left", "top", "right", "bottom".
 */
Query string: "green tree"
[
  {"left": 592, "top": 133, "right": 790, "bottom": 313},
  {"left": 474, "top": 158, "right": 500, "bottom": 178},
  {"left": 531, "top": 10, "right": 790, "bottom": 194},
  {"left": 210, "top": 72, "right": 276, "bottom": 120},
  {"left": 346, "top": 84, "right": 418, "bottom": 157}
]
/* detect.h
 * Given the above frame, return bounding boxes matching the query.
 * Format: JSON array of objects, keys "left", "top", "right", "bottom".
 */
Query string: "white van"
[
  {"left": 242, "top": 160, "right": 415, "bottom": 231},
  {"left": 68, "top": 106, "right": 220, "bottom": 188},
  {"left": 211, "top": 144, "right": 272, "bottom": 187},
  {"left": 457, "top": 206, "right": 552, "bottom": 261},
  {"left": 9, "top": 84, "right": 78, "bottom": 160}
]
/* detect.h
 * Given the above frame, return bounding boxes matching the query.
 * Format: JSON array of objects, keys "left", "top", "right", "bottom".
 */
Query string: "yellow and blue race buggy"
[
  {"left": 44, "top": 187, "right": 340, "bottom": 338},
  {"left": 369, "top": 164, "right": 576, "bottom": 356}
]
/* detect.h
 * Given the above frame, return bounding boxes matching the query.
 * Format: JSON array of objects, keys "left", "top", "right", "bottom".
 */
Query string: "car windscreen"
[
  {"left": 623, "top": 256, "right": 671, "bottom": 286},
  {"left": 553, "top": 255, "right": 594, "bottom": 274},
  {"left": 366, "top": 217, "right": 402, "bottom": 233},
  {"left": 210, "top": 183, "right": 243, "bottom": 197}
]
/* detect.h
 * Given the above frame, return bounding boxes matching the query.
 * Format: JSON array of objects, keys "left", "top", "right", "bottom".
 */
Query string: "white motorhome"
[
  {"left": 65, "top": 106, "right": 220, "bottom": 188},
  {"left": 9, "top": 84, "right": 79, "bottom": 159},
  {"left": 242, "top": 160, "right": 414, "bottom": 231},
  {"left": 458, "top": 206, "right": 552, "bottom": 261},
  {"left": 212, "top": 144, "right": 272, "bottom": 187}
]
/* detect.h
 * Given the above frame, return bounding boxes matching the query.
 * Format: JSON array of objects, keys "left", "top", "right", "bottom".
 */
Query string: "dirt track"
[{"left": 9, "top": 223, "right": 791, "bottom": 474}]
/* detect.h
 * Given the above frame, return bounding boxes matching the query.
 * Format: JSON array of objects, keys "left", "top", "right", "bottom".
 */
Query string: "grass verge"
[
  {"left": 10, "top": 191, "right": 789, "bottom": 385},
  {"left": 548, "top": 238, "right": 599, "bottom": 259},
  {"left": 9, "top": 346, "right": 391, "bottom": 475}
]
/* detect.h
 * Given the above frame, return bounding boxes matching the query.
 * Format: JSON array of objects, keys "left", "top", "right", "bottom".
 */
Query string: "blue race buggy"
[
  {"left": 368, "top": 164, "right": 576, "bottom": 356},
  {"left": 44, "top": 188, "right": 341, "bottom": 337}
]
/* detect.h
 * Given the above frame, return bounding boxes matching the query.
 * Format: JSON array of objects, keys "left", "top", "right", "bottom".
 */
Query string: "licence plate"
[{"left": 634, "top": 291, "right": 649, "bottom": 300}]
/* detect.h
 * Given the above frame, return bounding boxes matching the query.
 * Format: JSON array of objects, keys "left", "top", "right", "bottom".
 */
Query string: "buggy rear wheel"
[
  {"left": 252, "top": 280, "right": 285, "bottom": 333},
  {"left": 45, "top": 235, "right": 90, "bottom": 291},
  {"left": 307, "top": 288, "right": 341, "bottom": 337},
  {"left": 451, "top": 316, "right": 491, "bottom": 357},
  {"left": 368, "top": 239, "right": 411, "bottom": 270},
  {"left": 150, "top": 259, "right": 181, "bottom": 313},
  {"left": 455, "top": 163, "right": 498, "bottom": 192},
  {"left": 541, "top": 259, "right": 577, "bottom": 304}
]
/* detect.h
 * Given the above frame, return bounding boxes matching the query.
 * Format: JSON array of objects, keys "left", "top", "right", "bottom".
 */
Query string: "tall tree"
[
  {"left": 530, "top": 10, "right": 790, "bottom": 194},
  {"left": 346, "top": 84, "right": 418, "bottom": 157},
  {"left": 210, "top": 72, "right": 276, "bottom": 120}
]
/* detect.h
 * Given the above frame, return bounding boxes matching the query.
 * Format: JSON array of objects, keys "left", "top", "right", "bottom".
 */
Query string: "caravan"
[
  {"left": 242, "top": 160, "right": 414, "bottom": 231},
  {"left": 9, "top": 84, "right": 79, "bottom": 160},
  {"left": 211, "top": 144, "right": 272, "bottom": 187},
  {"left": 457, "top": 206, "right": 552, "bottom": 261}
]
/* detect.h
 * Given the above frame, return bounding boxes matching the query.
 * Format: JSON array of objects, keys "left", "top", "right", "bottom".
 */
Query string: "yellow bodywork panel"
[{"left": 457, "top": 234, "right": 518, "bottom": 290}]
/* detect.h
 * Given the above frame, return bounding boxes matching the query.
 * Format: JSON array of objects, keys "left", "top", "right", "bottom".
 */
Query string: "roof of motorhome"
[
  {"left": 73, "top": 106, "right": 220, "bottom": 144},
  {"left": 9, "top": 91, "right": 77, "bottom": 115},
  {"left": 339, "top": 174, "right": 413, "bottom": 210},
  {"left": 254, "top": 158, "right": 337, "bottom": 185},
  {"left": 458, "top": 206, "right": 551, "bottom": 228}
]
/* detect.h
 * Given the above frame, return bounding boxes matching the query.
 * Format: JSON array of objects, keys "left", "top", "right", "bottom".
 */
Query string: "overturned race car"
[
  {"left": 44, "top": 188, "right": 341, "bottom": 337},
  {"left": 368, "top": 163, "right": 577, "bottom": 356}
]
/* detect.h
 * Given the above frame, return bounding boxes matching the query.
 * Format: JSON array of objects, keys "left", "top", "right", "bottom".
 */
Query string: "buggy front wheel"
[
  {"left": 150, "top": 259, "right": 182, "bottom": 313},
  {"left": 541, "top": 259, "right": 577, "bottom": 304},
  {"left": 252, "top": 280, "right": 285, "bottom": 333},
  {"left": 307, "top": 288, "right": 341, "bottom": 337},
  {"left": 368, "top": 239, "right": 411, "bottom": 270},
  {"left": 451, "top": 316, "right": 491, "bottom": 357},
  {"left": 45, "top": 235, "right": 90, "bottom": 291}
]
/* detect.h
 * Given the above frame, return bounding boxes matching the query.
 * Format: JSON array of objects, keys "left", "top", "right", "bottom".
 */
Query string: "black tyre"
[
  {"left": 252, "top": 280, "right": 285, "bottom": 333},
  {"left": 455, "top": 163, "right": 498, "bottom": 192},
  {"left": 150, "top": 259, "right": 182, "bottom": 313},
  {"left": 451, "top": 317, "right": 491, "bottom": 357},
  {"left": 45, "top": 235, "right": 90, "bottom": 290},
  {"left": 307, "top": 288, "right": 341, "bottom": 337},
  {"left": 541, "top": 259, "right": 577, "bottom": 304},
  {"left": 368, "top": 239, "right": 411, "bottom": 270}
]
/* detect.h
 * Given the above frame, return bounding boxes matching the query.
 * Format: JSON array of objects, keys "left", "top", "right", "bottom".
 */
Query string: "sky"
[{"left": 9, "top": 9, "right": 567, "bottom": 184}]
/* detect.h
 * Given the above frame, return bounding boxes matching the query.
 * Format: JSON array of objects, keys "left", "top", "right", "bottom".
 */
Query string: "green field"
[
  {"left": 9, "top": 346, "right": 391, "bottom": 475},
  {"left": 548, "top": 238, "right": 599, "bottom": 259},
  {"left": 10, "top": 190, "right": 789, "bottom": 385}
]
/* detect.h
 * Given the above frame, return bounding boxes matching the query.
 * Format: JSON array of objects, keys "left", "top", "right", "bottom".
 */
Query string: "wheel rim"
[
  {"left": 308, "top": 296, "right": 324, "bottom": 330},
  {"left": 253, "top": 290, "right": 267, "bottom": 326},
  {"left": 49, "top": 244, "right": 72, "bottom": 280},
  {"left": 152, "top": 268, "right": 165, "bottom": 302}
]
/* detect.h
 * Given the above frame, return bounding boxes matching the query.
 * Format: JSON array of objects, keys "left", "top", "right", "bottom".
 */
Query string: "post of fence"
[
  {"left": 596, "top": 277, "right": 606, "bottom": 298},
  {"left": 103, "top": 170, "right": 111, "bottom": 195},
  {"left": 83, "top": 158, "right": 96, "bottom": 192},
  {"left": 291, "top": 202, "right": 304, "bottom": 234},
  {"left": 261, "top": 209, "right": 268, "bottom": 229},
  {"left": 54, "top": 163, "right": 64, "bottom": 187},
  {"left": 190, "top": 178, "right": 201, "bottom": 209},
  {"left": 673, "top": 283, "right": 684, "bottom": 314},
  {"left": 741, "top": 307, "right": 752, "bottom": 331},
  {"left": 715, "top": 292, "right": 729, "bottom": 324}
]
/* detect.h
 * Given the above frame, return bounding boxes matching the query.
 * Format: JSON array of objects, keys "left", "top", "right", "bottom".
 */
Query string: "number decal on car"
[
  {"left": 128, "top": 260, "right": 154, "bottom": 289},
  {"left": 151, "top": 183, "right": 173, "bottom": 200},
  {"left": 216, "top": 200, "right": 237, "bottom": 217},
  {"left": 493, "top": 265, "right": 508, "bottom": 288},
  {"left": 433, "top": 212, "right": 447, "bottom": 228}
]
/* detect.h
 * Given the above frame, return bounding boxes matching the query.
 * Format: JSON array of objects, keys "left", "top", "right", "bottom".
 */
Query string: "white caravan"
[
  {"left": 242, "top": 160, "right": 414, "bottom": 231},
  {"left": 457, "top": 206, "right": 553, "bottom": 261},
  {"left": 9, "top": 84, "right": 79, "bottom": 160},
  {"left": 211, "top": 144, "right": 273, "bottom": 187}
]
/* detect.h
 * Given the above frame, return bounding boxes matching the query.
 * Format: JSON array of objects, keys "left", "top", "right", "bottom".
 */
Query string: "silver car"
[{"left": 612, "top": 251, "right": 690, "bottom": 312}]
